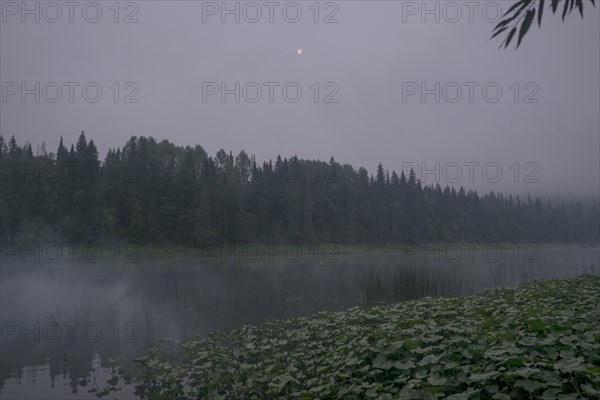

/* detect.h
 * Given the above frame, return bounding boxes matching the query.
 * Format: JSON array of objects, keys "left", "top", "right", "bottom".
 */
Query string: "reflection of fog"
[{"left": 1, "top": 246, "right": 598, "bottom": 398}]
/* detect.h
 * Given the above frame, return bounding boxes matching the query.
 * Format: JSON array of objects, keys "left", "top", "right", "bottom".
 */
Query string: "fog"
[{"left": 1, "top": 1, "right": 599, "bottom": 200}]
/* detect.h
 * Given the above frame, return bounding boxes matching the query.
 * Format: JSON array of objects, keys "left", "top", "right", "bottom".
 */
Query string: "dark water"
[{"left": 1, "top": 245, "right": 598, "bottom": 399}]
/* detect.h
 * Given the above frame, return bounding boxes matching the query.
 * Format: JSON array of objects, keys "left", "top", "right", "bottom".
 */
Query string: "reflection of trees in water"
[
  {"left": 0, "top": 259, "right": 364, "bottom": 396},
  {"left": 0, "top": 298, "right": 150, "bottom": 396},
  {"left": 0, "top": 335, "right": 138, "bottom": 395},
  {"left": 357, "top": 248, "right": 598, "bottom": 307},
  {"left": 358, "top": 262, "right": 468, "bottom": 306}
]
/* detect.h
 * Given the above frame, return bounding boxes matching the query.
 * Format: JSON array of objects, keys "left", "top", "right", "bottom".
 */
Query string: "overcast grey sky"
[{"left": 1, "top": 1, "right": 599, "bottom": 199}]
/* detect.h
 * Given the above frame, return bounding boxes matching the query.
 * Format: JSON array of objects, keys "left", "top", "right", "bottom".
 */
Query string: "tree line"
[{"left": 0, "top": 132, "right": 598, "bottom": 245}]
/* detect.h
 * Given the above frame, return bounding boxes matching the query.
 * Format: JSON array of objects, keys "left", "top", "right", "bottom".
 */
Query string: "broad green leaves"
[{"left": 131, "top": 275, "right": 600, "bottom": 399}]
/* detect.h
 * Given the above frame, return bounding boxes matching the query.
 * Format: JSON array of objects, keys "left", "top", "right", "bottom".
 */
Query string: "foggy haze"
[
  {"left": 1, "top": 1, "right": 599, "bottom": 200},
  {"left": 2, "top": 3, "right": 600, "bottom": 398}
]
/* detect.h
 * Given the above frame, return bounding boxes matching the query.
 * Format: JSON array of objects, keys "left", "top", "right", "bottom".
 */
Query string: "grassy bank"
[
  {"left": 2, "top": 241, "right": 595, "bottom": 263},
  {"left": 131, "top": 275, "right": 600, "bottom": 399},
  {"left": 134, "top": 242, "right": 598, "bottom": 260}
]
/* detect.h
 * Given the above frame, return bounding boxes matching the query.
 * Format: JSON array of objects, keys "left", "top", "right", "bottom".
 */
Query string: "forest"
[{"left": 0, "top": 132, "right": 598, "bottom": 245}]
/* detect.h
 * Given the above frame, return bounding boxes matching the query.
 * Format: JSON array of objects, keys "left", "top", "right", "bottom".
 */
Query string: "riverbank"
[
  {"left": 131, "top": 274, "right": 600, "bottom": 399},
  {"left": 1, "top": 241, "right": 596, "bottom": 264},
  {"left": 135, "top": 241, "right": 598, "bottom": 260}
]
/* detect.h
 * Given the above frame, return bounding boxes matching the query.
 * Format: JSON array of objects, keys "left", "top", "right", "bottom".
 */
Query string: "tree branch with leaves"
[{"left": 492, "top": 0, "right": 596, "bottom": 49}]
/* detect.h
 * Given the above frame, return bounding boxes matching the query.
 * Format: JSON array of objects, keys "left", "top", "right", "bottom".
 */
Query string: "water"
[{"left": 1, "top": 245, "right": 598, "bottom": 399}]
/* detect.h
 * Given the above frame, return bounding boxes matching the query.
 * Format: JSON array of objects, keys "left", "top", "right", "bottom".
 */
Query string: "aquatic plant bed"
[{"left": 134, "top": 275, "right": 600, "bottom": 399}]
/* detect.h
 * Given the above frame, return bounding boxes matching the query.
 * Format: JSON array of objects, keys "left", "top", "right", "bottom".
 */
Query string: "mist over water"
[{"left": 1, "top": 246, "right": 598, "bottom": 399}]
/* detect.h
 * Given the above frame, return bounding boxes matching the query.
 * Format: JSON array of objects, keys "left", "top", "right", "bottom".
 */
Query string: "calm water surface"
[{"left": 1, "top": 246, "right": 598, "bottom": 399}]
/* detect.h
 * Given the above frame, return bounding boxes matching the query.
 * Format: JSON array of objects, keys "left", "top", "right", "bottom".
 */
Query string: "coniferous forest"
[{"left": 0, "top": 132, "right": 598, "bottom": 245}]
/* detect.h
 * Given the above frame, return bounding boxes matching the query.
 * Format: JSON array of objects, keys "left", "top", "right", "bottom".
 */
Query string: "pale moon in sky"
[{"left": 297, "top": 48, "right": 303, "bottom": 55}]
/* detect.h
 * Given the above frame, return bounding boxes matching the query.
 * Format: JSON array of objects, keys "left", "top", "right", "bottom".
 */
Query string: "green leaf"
[
  {"left": 540, "top": 388, "right": 562, "bottom": 399},
  {"left": 491, "top": 26, "right": 510, "bottom": 39},
  {"left": 514, "top": 379, "right": 545, "bottom": 393},
  {"left": 504, "top": 0, "right": 533, "bottom": 17},
  {"left": 485, "top": 384, "right": 499, "bottom": 394},
  {"left": 554, "top": 356, "right": 587, "bottom": 372},
  {"left": 589, "top": 365, "right": 600, "bottom": 374},
  {"left": 528, "top": 319, "right": 546, "bottom": 331},
  {"left": 394, "top": 360, "right": 415, "bottom": 370},
  {"left": 372, "top": 352, "right": 392, "bottom": 370},
  {"left": 447, "top": 393, "right": 470, "bottom": 400},
  {"left": 493, "top": 18, "right": 511, "bottom": 31},
  {"left": 581, "top": 384, "right": 600, "bottom": 397},
  {"left": 576, "top": 0, "right": 584, "bottom": 17},
  {"left": 562, "top": 0, "right": 570, "bottom": 20},
  {"left": 469, "top": 371, "right": 498, "bottom": 382},
  {"left": 493, "top": 11, "right": 521, "bottom": 32},
  {"left": 517, "top": 8, "right": 536, "bottom": 48},
  {"left": 418, "top": 354, "right": 439, "bottom": 366},
  {"left": 556, "top": 394, "right": 580, "bottom": 400},
  {"left": 572, "top": 322, "right": 587, "bottom": 330},
  {"left": 515, "top": 367, "right": 541, "bottom": 378},
  {"left": 427, "top": 375, "right": 447, "bottom": 386},
  {"left": 425, "top": 385, "right": 445, "bottom": 394},
  {"left": 504, "top": 357, "right": 525, "bottom": 367},
  {"left": 504, "top": 27, "right": 518, "bottom": 49},
  {"left": 538, "top": 0, "right": 545, "bottom": 26}
]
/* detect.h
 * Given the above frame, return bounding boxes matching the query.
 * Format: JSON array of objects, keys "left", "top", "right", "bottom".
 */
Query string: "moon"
[{"left": 297, "top": 48, "right": 303, "bottom": 55}]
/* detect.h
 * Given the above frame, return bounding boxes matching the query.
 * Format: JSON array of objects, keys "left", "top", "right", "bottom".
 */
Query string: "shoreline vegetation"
[
  {"left": 135, "top": 242, "right": 600, "bottom": 260},
  {"left": 126, "top": 274, "right": 600, "bottom": 399},
  {"left": 1, "top": 241, "right": 598, "bottom": 262}
]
